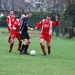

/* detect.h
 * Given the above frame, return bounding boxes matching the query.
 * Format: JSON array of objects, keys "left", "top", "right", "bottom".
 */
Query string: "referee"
[{"left": 20, "top": 11, "right": 34, "bottom": 55}]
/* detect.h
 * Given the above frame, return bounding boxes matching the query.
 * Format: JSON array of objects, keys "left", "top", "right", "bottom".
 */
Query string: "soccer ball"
[{"left": 30, "top": 50, "right": 36, "bottom": 56}]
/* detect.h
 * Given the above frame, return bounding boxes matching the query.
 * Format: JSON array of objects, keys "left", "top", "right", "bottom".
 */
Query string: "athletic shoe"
[
  {"left": 17, "top": 49, "right": 21, "bottom": 51},
  {"left": 19, "top": 52, "right": 23, "bottom": 55},
  {"left": 26, "top": 52, "right": 30, "bottom": 55},
  {"left": 23, "top": 52, "right": 30, "bottom": 55},
  {"left": 9, "top": 50, "right": 11, "bottom": 53},
  {"left": 41, "top": 53, "right": 46, "bottom": 56}
]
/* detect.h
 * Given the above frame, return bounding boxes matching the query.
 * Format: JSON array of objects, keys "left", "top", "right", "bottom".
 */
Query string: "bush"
[
  {"left": 0, "top": 16, "right": 6, "bottom": 27},
  {"left": 0, "top": 11, "right": 60, "bottom": 27},
  {"left": 29, "top": 11, "right": 52, "bottom": 27}
]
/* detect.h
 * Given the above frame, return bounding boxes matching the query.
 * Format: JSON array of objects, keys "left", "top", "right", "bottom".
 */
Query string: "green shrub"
[
  {"left": 29, "top": 11, "right": 60, "bottom": 27},
  {"left": 0, "top": 16, "right": 6, "bottom": 27},
  {"left": 0, "top": 11, "right": 60, "bottom": 27}
]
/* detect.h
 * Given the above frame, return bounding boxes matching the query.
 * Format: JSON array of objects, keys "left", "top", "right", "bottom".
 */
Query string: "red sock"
[
  {"left": 10, "top": 43, "right": 14, "bottom": 51},
  {"left": 8, "top": 35, "right": 11, "bottom": 43},
  {"left": 47, "top": 45, "right": 51, "bottom": 51},
  {"left": 18, "top": 41, "right": 22, "bottom": 50},
  {"left": 40, "top": 43, "right": 46, "bottom": 54}
]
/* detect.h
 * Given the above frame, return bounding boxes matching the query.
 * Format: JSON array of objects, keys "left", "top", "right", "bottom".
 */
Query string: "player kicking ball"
[
  {"left": 35, "top": 15, "right": 58, "bottom": 55},
  {"left": 19, "top": 12, "right": 34, "bottom": 55}
]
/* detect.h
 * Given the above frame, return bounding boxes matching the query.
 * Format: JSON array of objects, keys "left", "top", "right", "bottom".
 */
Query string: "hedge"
[
  {"left": 0, "top": 16, "right": 6, "bottom": 27},
  {"left": 0, "top": 11, "right": 60, "bottom": 27}
]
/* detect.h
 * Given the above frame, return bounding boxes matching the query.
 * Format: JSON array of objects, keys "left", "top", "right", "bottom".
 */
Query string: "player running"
[
  {"left": 8, "top": 14, "right": 25, "bottom": 52},
  {"left": 6, "top": 10, "right": 15, "bottom": 44},
  {"left": 35, "top": 15, "right": 58, "bottom": 55}
]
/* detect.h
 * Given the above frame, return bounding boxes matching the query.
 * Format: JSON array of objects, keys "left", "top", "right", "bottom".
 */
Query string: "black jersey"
[
  {"left": 20, "top": 17, "right": 30, "bottom": 39},
  {"left": 20, "top": 17, "right": 29, "bottom": 33}
]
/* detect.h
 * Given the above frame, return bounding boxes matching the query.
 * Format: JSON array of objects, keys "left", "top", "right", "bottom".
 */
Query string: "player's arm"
[
  {"left": 35, "top": 21, "right": 42, "bottom": 29},
  {"left": 20, "top": 19, "right": 24, "bottom": 31},
  {"left": 52, "top": 16, "right": 58, "bottom": 26},
  {"left": 7, "top": 16, "right": 12, "bottom": 29},
  {"left": 12, "top": 20, "right": 18, "bottom": 30},
  {"left": 28, "top": 27, "right": 34, "bottom": 31}
]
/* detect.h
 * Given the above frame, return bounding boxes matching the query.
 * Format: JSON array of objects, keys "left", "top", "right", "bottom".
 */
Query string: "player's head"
[
  {"left": 21, "top": 14, "right": 25, "bottom": 19},
  {"left": 25, "top": 11, "right": 32, "bottom": 18},
  {"left": 46, "top": 14, "right": 52, "bottom": 21},
  {"left": 10, "top": 10, "right": 14, "bottom": 15}
]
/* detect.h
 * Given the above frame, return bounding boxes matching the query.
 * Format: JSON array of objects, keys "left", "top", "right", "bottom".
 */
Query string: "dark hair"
[
  {"left": 10, "top": 9, "right": 13, "bottom": 11},
  {"left": 47, "top": 14, "right": 51, "bottom": 17},
  {"left": 26, "top": 11, "right": 32, "bottom": 15}
]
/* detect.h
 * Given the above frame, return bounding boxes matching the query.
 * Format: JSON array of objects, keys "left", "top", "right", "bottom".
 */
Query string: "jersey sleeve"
[
  {"left": 35, "top": 20, "right": 42, "bottom": 29},
  {"left": 52, "top": 21, "right": 58, "bottom": 27},
  {"left": 12, "top": 19, "right": 19, "bottom": 30},
  {"left": 6, "top": 16, "right": 10, "bottom": 25},
  {"left": 14, "top": 20, "right": 18, "bottom": 26},
  {"left": 20, "top": 19, "right": 24, "bottom": 31},
  {"left": 6, "top": 16, "right": 12, "bottom": 30}
]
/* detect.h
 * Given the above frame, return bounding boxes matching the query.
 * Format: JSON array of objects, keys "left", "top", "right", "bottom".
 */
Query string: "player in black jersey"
[{"left": 20, "top": 12, "right": 34, "bottom": 55}]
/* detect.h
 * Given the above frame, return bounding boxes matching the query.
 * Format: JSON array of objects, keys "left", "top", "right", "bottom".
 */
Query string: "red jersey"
[
  {"left": 11, "top": 19, "right": 20, "bottom": 34},
  {"left": 35, "top": 19, "right": 58, "bottom": 35},
  {"left": 6, "top": 15, "right": 15, "bottom": 29}
]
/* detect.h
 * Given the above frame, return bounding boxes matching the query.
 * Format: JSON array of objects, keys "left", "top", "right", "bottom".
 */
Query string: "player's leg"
[
  {"left": 23, "top": 39, "right": 30, "bottom": 55},
  {"left": 8, "top": 35, "right": 11, "bottom": 44},
  {"left": 8, "top": 27, "right": 11, "bottom": 44},
  {"left": 9, "top": 36, "right": 15, "bottom": 52},
  {"left": 17, "top": 38, "right": 22, "bottom": 51},
  {"left": 20, "top": 43, "right": 25, "bottom": 54},
  {"left": 47, "top": 42, "right": 51, "bottom": 54},
  {"left": 40, "top": 38, "right": 46, "bottom": 55},
  {"left": 19, "top": 33, "right": 26, "bottom": 54},
  {"left": 46, "top": 35, "right": 51, "bottom": 54},
  {"left": 23, "top": 33, "right": 30, "bottom": 55},
  {"left": 9, "top": 42, "right": 14, "bottom": 52},
  {"left": 20, "top": 32, "right": 30, "bottom": 55},
  {"left": 20, "top": 38, "right": 29, "bottom": 55},
  {"left": 16, "top": 34, "right": 22, "bottom": 51}
]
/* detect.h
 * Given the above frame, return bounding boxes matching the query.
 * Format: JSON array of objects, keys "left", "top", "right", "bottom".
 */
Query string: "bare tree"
[
  {"left": 39, "top": 0, "right": 52, "bottom": 11},
  {"left": 11, "top": 0, "right": 15, "bottom": 10},
  {"left": 66, "top": 0, "right": 75, "bottom": 5},
  {"left": 2, "top": 0, "right": 7, "bottom": 10},
  {"left": 0, "top": 0, "right": 1, "bottom": 10},
  {"left": 1, "top": 0, "right": 75, "bottom": 14}
]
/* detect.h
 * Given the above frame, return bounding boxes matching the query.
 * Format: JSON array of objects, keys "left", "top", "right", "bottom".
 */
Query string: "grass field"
[{"left": 0, "top": 28, "right": 75, "bottom": 75}]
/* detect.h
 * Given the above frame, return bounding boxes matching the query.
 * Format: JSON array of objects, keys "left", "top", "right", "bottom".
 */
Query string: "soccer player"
[
  {"left": 35, "top": 15, "right": 58, "bottom": 55},
  {"left": 20, "top": 12, "right": 34, "bottom": 55},
  {"left": 9, "top": 14, "right": 25, "bottom": 52},
  {"left": 6, "top": 10, "right": 15, "bottom": 44}
]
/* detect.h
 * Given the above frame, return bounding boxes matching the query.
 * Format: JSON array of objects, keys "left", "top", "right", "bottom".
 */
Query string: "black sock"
[
  {"left": 24, "top": 45, "right": 29, "bottom": 53},
  {"left": 20, "top": 44, "right": 25, "bottom": 53}
]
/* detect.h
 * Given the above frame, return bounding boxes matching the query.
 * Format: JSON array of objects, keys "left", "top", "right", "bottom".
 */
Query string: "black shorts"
[{"left": 20, "top": 32, "right": 30, "bottom": 40}]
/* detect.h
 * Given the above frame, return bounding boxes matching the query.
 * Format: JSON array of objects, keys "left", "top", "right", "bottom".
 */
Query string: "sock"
[
  {"left": 40, "top": 43, "right": 46, "bottom": 54},
  {"left": 20, "top": 44, "right": 25, "bottom": 53},
  {"left": 10, "top": 43, "right": 14, "bottom": 51},
  {"left": 47, "top": 45, "right": 51, "bottom": 54},
  {"left": 47, "top": 45, "right": 51, "bottom": 51},
  {"left": 18, "top": 41, "right": 22, "bottom": 50},
  {"left": 8, "top": 35, "right": 11, "bottom": 43},
  {"left": 24, "top": 45, "right": 29, "bottom": 53}
]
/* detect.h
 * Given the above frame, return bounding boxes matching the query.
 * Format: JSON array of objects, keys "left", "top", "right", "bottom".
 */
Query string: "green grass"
[{"left": 0, "top": 28, "right": 75, "bottom": 75}]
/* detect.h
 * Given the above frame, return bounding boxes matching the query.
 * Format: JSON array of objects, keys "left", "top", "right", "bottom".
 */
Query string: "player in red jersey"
[
  {"left": 9, "top": 14, "right": 25, "bottom": 52},
  {"left": 6, "top": 10, "right": 15, "bottom": 44},
  {"left": 35, "top": 15, "right": 58, "bottom": 55}
]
